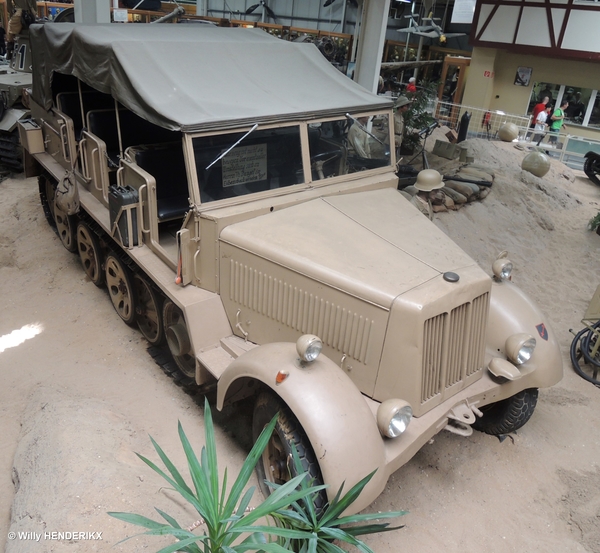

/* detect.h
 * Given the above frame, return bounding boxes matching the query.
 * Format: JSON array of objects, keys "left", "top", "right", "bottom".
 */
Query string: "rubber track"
[
  {"left": 0, "top": 129, "right": 22, "bottom": 172},
  {"left": 147, "top": 345, "right": 201, "bottom": 391},
  {"left": 65, "top": 197, "right": 199, "bottom": 391}
]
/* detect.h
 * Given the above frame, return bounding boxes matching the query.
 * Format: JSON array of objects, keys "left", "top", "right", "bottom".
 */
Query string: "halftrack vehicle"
[
  {"left": 0, "top": 32, "right": 33, "bottom": 172},
  {"left": 21, "top": 23, "right": 562, "bottom": 512}
]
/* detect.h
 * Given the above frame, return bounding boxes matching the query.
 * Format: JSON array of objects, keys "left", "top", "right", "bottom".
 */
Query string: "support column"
[
  {"left": 74, "top": 0, "right": 110, "bottom": 23},
  {"left": 353, "top": 0, "right": 391, "bottom": 94}
]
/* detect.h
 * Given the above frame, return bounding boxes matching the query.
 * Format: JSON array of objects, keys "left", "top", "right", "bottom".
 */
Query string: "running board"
[{"left": 197, "top": 335, "right": 257, "bottom": 380}]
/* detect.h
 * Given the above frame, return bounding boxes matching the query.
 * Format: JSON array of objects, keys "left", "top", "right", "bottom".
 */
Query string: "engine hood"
[{"left": 219, "top": 187, "right": 479, "bottom": 309}]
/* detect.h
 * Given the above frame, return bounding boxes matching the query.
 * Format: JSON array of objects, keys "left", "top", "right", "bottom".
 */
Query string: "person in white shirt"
[{"left": 533, "top": 106, "right": 552, "bottom": 144}]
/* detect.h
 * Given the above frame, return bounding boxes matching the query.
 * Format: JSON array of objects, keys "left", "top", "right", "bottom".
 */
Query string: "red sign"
[{"left": 483, "top": 70, "right": 494, "bottom": 78}]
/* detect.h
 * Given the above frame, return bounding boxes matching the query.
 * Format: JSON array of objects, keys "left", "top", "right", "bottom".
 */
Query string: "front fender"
[
  {"left": 487, "top": 279, "right": 563, "bottom": 388},
  {"left": 216, "top": 342, "right": 387, "bottom": 512}
]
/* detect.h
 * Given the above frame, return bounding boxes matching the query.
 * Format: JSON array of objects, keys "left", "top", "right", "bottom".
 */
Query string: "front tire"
[
  {"left": 252, "top": 392, "right": 326, "bottom": 512},
  {"left": 473, "top": 388, "right": 538, "bottom": 435}
]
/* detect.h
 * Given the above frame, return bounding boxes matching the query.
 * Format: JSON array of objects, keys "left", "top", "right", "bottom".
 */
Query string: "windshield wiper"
[
  {"left": 345, "top": 113, "right": 385, "bottom": 145},
  {"left": 205, "top": 123, "right": 259, "bottom": 170}
]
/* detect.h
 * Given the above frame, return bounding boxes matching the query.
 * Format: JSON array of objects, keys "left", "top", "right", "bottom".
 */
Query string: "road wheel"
[
  {"left": 163, "top": 300, "right": 195, "bottom": 384},
  {"left": 54, "top": 199, "right": 77, "bottom": 253},
  {"left": 134, "top": 274, "right": 164, "bottom": 346},
  {"left": 105, "top": 254, "right": 136, "bottom": 325},
  {"left": 39, "top": 174, "right": 57, "bottom": 227},
  {"left": 252, "top": 391, "right": 326, "bottom": 513},
  {"left": 473, "top": 388, "right": 539, "bottom": 435},
  {"left": 76, "top": 222, "right": 104, "bottom": 287}
]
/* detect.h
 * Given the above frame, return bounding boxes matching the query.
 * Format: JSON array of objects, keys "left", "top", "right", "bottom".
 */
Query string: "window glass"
[
  {"left": 528, "top": 82, "right": 561, "bottom": 113},
  {"left": 563, "top": 86, "right": 593, "bottom": 125},
  {"left": 589, "top": 95, "right": 600, "bottom": 129},
  {"left": 193, "top": 126, "right": 303, "bottom": 203},
  {"left": 528, "top": 82, "right": 600, "bottom": 128},
  {"left": 308, "top": 115, "right": 391, "bottom": 181}
]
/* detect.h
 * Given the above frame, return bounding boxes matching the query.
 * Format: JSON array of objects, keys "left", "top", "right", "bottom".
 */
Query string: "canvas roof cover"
[{"left": 30, "top": 23, "right": 392, "bottom": 133}]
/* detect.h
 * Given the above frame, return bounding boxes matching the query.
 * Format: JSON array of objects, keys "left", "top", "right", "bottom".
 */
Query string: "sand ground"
[{"left": 1, "top": 137, "right": 600, "bottom": 553}]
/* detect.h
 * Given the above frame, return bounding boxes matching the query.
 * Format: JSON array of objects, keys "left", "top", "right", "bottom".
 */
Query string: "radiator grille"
[
  {"left": 421, "top": 292, "right": 489, "bottom": 403},
  {"left": 229, "top": 260, "right": 373, "bottom": 363}
]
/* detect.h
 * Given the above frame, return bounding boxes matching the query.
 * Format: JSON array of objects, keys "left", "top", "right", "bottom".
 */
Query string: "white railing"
[
  {"left": 433, "top": 100, "right": 600, "bottom": 170},
  {"left": 433, "top": 101, "right": 531, "bottom": 140},
  {"left": 516, "top": 128, "right": 600, "bottom": 169}
]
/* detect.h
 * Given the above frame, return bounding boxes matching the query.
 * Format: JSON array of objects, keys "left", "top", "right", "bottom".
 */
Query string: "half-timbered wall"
[
  {"left": 462, "top": 0, "right": 600, "bottom": 139},
  {"left": 471, "top": 0, "right": 600, "bottom": 61}
]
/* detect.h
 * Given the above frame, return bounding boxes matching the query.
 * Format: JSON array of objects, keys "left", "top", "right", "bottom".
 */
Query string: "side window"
[{"left": 193, "top": 126, "right": 303, "bottom": 203}]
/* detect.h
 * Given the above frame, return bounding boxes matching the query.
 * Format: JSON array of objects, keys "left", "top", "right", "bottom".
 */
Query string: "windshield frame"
[{"left": 184, "top": 108, "right": 395, "bottom": 209}]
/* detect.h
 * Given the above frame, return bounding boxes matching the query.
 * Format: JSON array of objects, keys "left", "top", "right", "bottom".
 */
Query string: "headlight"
[
  {"left": 505, "top": 333, "right": 536, "bottom": 364},
  {"left": 296, "top": 334, "right": 322, "bottom": 362},
  {"left": 377, "top": 399, "right": 413, "bottom": 438},
  {"left": 492, "top": 258, "right": 513, "bottom": 280}
]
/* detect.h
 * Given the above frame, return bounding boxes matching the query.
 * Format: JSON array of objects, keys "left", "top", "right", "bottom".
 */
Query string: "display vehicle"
[{"left": 20, "top": 22, "right": 563, "bottom": 513}]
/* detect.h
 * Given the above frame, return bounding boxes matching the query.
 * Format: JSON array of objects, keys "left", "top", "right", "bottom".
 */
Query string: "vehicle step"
[{"left": 197, "top": 335, "right": 257, "bottom": 380}]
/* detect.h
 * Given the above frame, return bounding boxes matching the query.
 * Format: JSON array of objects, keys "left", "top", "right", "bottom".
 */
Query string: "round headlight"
[
  {"left": 492, "top": 258, "right": 513, "bottom": 281},
  {"left": 377, "top": 399, "right": 413, "bottom": 438},
  {"left": 296, "top": 334, "right": 323, "bottom": 363},
  {"left": 505, "top": 333, "right": 536, "bottom": 364}
]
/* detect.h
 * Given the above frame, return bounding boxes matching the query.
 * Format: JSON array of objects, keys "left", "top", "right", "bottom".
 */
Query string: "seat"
[
  {"left": 56, "top": 91, "right": 114, "bottom": 140},
  {"left": 87, "top": 109, "right": 180, "bottom": 166},
  {"left": 134, "top": 143, "right": 189, "bottom": 222}
]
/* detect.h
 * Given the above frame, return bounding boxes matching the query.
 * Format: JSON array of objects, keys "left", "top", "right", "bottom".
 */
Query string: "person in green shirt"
[{"left": 549, "top": 100, "right": 568, "bottom": 145}]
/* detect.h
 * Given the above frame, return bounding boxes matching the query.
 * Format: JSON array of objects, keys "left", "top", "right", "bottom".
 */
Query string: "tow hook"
[{"left": 443, "top": 402, "right": 483, "bottom": 437}]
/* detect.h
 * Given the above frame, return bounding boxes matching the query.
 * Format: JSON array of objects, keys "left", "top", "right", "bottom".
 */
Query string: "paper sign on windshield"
[{"left": 222, "top": 144, "right": 267, "bottom": 187}]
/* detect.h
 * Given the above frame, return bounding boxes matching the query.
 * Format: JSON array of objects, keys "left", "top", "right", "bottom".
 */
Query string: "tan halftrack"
[{"left": 21, "top": 23, "right": 562, "bottom": 512}]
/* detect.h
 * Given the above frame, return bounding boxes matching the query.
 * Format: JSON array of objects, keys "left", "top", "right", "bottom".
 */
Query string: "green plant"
[
  {"left": 401, "top": 81, "right": 438, "bottom": 153},
  {"left": 254, "top": 448, "right": 407, "bottom": 553},
  {"left": 108, "top": 398, "right": 326, "bottom": 553},
  {"left": 587, "top": 211, "right": 600, "bottom": 231}
]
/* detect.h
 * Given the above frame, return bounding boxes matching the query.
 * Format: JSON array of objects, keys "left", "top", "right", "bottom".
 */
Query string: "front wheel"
[
  {"left": 252, "top": 392, "right": 326, "bottom": 512},
  {"left": 473, "top": 388, "right": 538, "bottom": 435}
]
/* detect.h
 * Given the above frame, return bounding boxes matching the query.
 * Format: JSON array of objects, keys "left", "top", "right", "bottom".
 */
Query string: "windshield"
[
  {"left": 191, "top": 113, "right": 392, "bottom": 204},
  {"left": 193, "top": 126, "right": 303, "bottom": 203},
  {"left": 308, "top": 114, "right": 391, "bottom": 180}
]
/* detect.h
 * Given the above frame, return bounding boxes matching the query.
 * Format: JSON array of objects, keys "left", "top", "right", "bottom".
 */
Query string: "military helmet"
[{"left": 414, "top": 169, "right": 444, "bottom": 192}]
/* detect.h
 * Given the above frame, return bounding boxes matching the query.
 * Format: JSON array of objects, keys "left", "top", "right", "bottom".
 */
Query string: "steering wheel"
[{"left": 310, "top": 149, "right": 343, "bottom": 180}]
